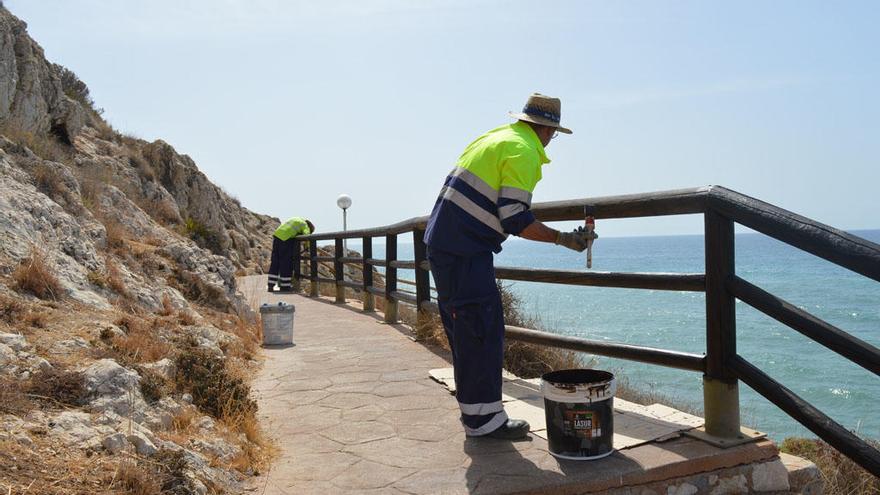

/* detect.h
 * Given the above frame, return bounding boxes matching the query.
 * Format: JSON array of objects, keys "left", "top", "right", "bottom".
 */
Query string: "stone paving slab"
[{"left": 240, "top": 276, "right": 780, "bottom": 494}]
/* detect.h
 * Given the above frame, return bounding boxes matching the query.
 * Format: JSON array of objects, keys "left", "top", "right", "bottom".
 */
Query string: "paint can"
[
  {"left": 260, "top": 302, "right": 295, "bottom": 346},
  {"left": 541, "top": 369, "right": 616, "bottom": 460}
]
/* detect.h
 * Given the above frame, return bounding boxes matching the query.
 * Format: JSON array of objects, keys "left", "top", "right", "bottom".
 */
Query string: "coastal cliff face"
[{"left": 0, "top": 6, "right": 297, "bottom": 493}]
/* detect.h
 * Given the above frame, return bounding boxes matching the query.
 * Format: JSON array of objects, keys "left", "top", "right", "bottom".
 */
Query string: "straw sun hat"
[{"left": 508, "top": 93, "right": 573, "bottom": 134}]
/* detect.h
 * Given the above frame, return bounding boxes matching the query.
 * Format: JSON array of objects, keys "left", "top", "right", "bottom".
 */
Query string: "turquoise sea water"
[{"left": 346, "top": 229, "right": 880, "bottom": 441}]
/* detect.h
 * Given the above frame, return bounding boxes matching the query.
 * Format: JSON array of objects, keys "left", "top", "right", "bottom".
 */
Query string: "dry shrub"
[
  {"left": 23, "top": 310, "right": 48, "bottom": 328},
  {"left": 174, "top": 344, "right": 256, "bottom": 420},
  {"left": 0, "top": 438, "right": 108, "bottom": 494},
  {"left": 151, "top": 197, "right": 180, "bottom": 225},
  {"left": 106, "top": 259, "right": 129, "bottom": 297},
  {"left": 219, "top": 313, "right": 261, "bottom": 360},
  {"left": 112, "top": 460, "right": 162, "bottom": 495},
  {"left": 0, "top": 376, "right": 34, "bottom": 415},
  {"left": 159, "top": 293, "right": 175, "bottom": 316},
  {"left": 614, "top": 374, "right": 701, "bottom": 415},
  {"left": 107, "top": 315, "right": 171, "bottom": 365},
  {"left": 87, "top": 268, "right": 108, "bottom": 288},
  {"left": 32, "top": 162, "right": 67, "bottom": 200},
  {"left": 0, "top": 292, "right": 25, "bottom": 324},
  {"left": 26, "top": 367, "right": 88, "bottom": 407},
  {"left": 103, "top": 217, "right": 127, "bottom": 250},
  {"left": 781, "top": 437, "right": 879, "bottom": 495},
  {"left": 136, "top": 366, "right": 170, "bottom": 404},
  {"left": 171, "top": 406, "right": 198, "bottom": 432},
  {"left": 0, "top": 123, "right": 69, "bottom": 162},
  {"left": 168, "top": 266, "right": 229, "bottom": 310},
  {"left": 498, "top": 281, "right": 582, "bottom": 378},
  {"left": 107, "top": 450, "right": 190, "bottom": 494},
  {"left": 178, "top": 309, "right": 197, "bottom": 326},
  {"left": 12, "top": 247, "right": 64, "bottom": 300}
]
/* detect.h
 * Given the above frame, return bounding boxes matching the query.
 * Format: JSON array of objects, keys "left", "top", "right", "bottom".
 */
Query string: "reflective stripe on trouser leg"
[{"left": 428, "top": 247, "right": 507, "bottom": 436}]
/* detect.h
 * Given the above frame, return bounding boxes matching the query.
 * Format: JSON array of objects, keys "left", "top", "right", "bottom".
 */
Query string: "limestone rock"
[
  {"left": 48, "top": 410, "right": 104, "bottom": 449},
  {"left": 141, "top": 357, "right": 175, "bottom": 381},
  {"left": 751, "top": 459, "right": 790, "bottom": 492},
  {"left": 0, "top": 342, "right": 16, "bottom": 366},
  {"left": 709, "top": 474, "right": 748, "bottom": 495},
  {"left": 127, "top": 430, "right": 158, "bottom": 456},
  {"left": 0, "top": 332, "right": 28, "bottom": 351},
  {"left": 49, "top": 336, "right": 90, "bottom": 354},
  {"left": 102, "top": 432, "right": 129, "bottom": 454},
  {"left": 81, "top": 359, "right": 148, "bottom": 421}
]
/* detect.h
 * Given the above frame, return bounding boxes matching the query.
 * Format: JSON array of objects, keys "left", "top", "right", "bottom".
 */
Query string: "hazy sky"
[{"left": 7, "top": 1, "right": 879, "bottom": 237}]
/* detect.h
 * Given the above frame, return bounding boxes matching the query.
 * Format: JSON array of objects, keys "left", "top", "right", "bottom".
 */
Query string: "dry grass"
[
  {"left": 110, "top": 459, "right": 163, "bottom": 495},
  {"left": 0, "top": 291, "right": 26, "bottom": 324},
  {"left": 26, "top": 367, "right": 89, "bottom": 408},
  {"left": 0, "top": 376, "right": 34, "bottom": 415},
  {"left": 0, "top": 123, "right": 70, "bottom": 162},
  {"left": 87, "top": 268, "right": 108, "bottom": 288},
  {"left": 12, "top": 247, "right": 64, "bottom": 300},
  {"left": 106, "top": 259, "right": 129, "bottom": 297},
  {"left": 103, "top": 315, "right": 171, "bottom": 365},
  {"left": 103, "top": 217, "right": 127, "bottom": 251},
  {"left": 159, "top": 293, "right": 175, "bottom": 316},
  {"left": 780, "top": 437, "right": 879, "bottom": 495},
  {"left": 32, "top": 162, "right": 67, "bottom": 200}
]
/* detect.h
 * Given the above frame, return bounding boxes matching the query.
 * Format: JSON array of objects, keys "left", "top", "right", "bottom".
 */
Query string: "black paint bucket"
[{"left": 541, "top": 369, "right": 616, "bottom": 460}]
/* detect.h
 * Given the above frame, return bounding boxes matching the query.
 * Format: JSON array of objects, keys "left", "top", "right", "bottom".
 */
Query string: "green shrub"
[{"left": 184, "top": 217, "right": 225, "bottom": 255}]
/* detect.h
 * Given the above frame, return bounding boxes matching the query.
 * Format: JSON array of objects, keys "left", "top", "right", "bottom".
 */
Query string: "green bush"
[{"left": 184, "top": 217, "right": 225, "bottom": 255}]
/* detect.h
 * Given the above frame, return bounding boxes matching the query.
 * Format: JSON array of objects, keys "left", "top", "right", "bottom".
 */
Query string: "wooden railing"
[{"left": 293, "top": 185, "right": 880, "bottom": 476}]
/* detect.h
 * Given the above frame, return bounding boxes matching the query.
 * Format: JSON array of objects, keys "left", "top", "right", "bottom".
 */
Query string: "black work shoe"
[
  {"left": 267, "top": 286, "right": 275, "bottom": 293},
  {"left": 486, "top": 419, "right": 530, "bottom": 440}
]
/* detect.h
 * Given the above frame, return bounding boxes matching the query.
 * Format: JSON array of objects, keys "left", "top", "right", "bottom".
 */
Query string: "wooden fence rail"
[{"left": 291, "top": 185, "right": 880, "bottom": 476}]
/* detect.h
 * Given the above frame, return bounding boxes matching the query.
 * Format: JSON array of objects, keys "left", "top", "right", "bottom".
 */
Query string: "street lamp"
[{"left": 337, "top": 194, "right": 352, "bottom": 253}]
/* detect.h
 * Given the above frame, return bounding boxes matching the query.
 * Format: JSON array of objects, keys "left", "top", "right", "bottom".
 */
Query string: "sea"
[{"left": 342, "top": 229, "right": 880, "bottom": 441}]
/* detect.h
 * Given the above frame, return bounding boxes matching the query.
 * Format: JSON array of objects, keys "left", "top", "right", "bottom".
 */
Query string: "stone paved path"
[{"left": 240, "top": 276, "right": 778, "bottom": 495}]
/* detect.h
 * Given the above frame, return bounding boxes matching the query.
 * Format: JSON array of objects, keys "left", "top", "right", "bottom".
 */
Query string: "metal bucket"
[
  {"left": 541, "top": 369, "right": 616, "bottom": 460},
  {"left": 260, "top": 302, "right": 295, "bottom": 346}
]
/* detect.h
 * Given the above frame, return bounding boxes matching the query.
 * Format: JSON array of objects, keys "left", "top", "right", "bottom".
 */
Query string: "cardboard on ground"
[{"left": 429, "top": 368, "right": 704, "bottom": 449}]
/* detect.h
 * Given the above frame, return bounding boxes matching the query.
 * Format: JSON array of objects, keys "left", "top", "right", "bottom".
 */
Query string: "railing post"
[
  {"left": 384, "top": 234, "right": 398, "bottom": 323},
  {"left": 362, "top": 236, "right": 375, "bottom": 311},
  {"left": 309, "top": 239, "right": 319, "bottom": 297},
  {"left": 413, "top": 228, "right": 430, "bottom": 324},
  {"left": 335, "top": 237, "right": 345, "bottom": 303},
  {"left": 292, "top": 239, "right": 302, "bottom": 292},
  {"left": 703, "top": 209, "right": 742, "bottom": 441}
]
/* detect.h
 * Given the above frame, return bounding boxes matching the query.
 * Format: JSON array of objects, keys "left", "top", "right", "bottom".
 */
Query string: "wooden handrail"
[{"left": 290, "top": 185, "right": 880, "bottom": 476}]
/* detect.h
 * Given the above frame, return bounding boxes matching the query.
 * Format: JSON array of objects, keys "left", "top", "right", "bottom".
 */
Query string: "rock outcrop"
[{"left": 0, "top": 5, "right": 290, "bottom": 494}]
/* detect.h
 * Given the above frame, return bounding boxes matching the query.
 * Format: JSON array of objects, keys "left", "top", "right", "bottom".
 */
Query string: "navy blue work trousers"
[
  {"left": 268, "top": 237, "right": 294, "bottom": 290},
  {"left": 428, "top": 247, "right": 508, "bottom": 436}
]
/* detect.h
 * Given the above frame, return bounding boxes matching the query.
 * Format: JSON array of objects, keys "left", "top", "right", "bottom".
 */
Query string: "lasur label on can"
[{"left": 564, "top": 410, "right": 601, "bottom": 439}]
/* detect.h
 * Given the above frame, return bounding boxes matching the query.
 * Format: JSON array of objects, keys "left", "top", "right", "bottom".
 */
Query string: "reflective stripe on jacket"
[
  {"left": 424, "top": 121, "right": 549, "bottom": 255},
  {"left": 274, "top": 217, "right": 311, "bottom": 241}
]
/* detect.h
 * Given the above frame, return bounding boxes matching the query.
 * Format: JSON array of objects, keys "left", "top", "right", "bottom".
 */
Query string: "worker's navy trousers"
[
  {"left": 428, "top": 248, "right": 508, "bottom": 436},
  {"left": 267, "top": 237, "right": 294, "bottom": 290}
]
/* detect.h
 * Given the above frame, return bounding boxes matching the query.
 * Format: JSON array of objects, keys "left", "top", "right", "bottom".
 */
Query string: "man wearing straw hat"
[{"left": 424, "top": 93, "right": 591, "bottom": 440}]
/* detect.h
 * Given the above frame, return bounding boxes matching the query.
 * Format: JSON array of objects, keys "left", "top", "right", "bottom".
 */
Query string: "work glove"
[
  {"left": 574, "top": 225, "right": 599, "bottom": 241},
  {"left": 555, "top": 230, "right": 589, "bottom": 252}
]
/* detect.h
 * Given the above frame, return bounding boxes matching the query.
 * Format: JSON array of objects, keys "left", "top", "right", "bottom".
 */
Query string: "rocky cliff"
[{"left": 0, "top": 5, "right": 296, "bottom": 493}]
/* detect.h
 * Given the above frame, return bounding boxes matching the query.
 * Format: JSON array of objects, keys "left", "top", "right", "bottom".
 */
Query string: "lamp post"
[{"left": 337, "top": 194, "right": 352, "bottom": 253}]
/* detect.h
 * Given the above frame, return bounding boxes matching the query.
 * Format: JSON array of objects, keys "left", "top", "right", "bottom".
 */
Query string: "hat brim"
[{"left": 509, "top": 111, "right": 573, "bottom": 134}]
